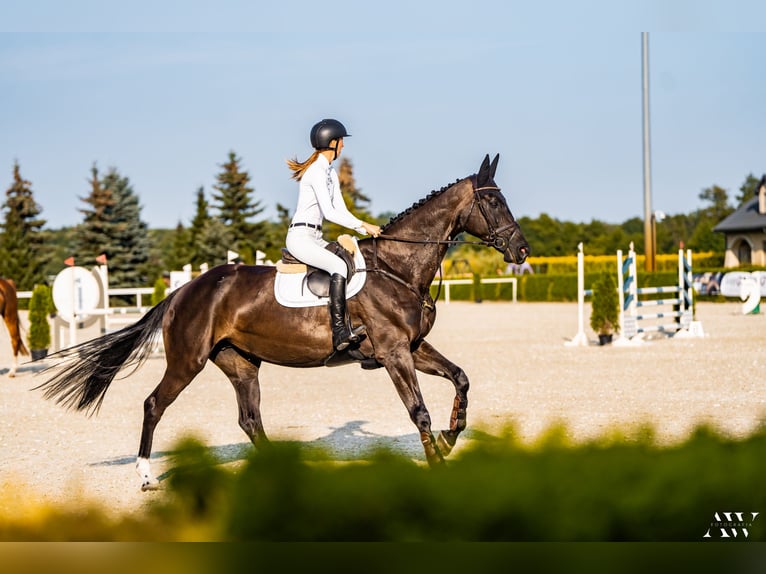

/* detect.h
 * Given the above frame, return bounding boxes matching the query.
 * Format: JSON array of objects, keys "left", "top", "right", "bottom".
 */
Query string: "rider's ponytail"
[{"left": 286, "top": 151, "right": 321, "bottom": 181}]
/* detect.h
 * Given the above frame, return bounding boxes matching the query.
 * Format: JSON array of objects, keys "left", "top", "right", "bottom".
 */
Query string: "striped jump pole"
[{"left": 619, "top": 242, "right": 695, "bottom": 339}]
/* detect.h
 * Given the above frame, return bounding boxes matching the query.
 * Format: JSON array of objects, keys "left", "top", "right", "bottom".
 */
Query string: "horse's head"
[{"left": 462, "top": 154, "right": 530, "bottom": 264}]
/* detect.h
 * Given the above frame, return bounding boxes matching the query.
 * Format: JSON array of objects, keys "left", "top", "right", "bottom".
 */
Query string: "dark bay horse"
[
  {"left": 0, "top": 278, "right": 29, "bottom": 377},
  {"left": 38, "top": 154, "right": 529, "bottom": 489}
]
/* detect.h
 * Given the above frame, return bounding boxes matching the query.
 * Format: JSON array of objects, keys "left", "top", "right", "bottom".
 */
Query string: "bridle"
[
  {"left": 462, "top": 185, "right": 519, "bottom": 252},
  {"left": 364, "top": 182, "right": 520, "bottom": 308}
]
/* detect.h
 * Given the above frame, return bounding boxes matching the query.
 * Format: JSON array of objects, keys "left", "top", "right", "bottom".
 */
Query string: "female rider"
[{"left": 286, "top": 119, "right": 381, "bottom": 351}]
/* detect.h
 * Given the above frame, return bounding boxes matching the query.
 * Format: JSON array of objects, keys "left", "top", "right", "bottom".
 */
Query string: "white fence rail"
[
  {"left": 17, "top": 287, "right": 153, "bottom": 308},
  {"left": 18, "top": 287, "right": 155, "bottom": 352},
  {"left": 431, "top": 277, "right": 517, "bottom": 304}
]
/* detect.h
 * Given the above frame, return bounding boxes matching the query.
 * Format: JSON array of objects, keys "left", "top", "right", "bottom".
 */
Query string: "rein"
[{"left": 362, "top": 184, "right": 512, "bottom": 309}]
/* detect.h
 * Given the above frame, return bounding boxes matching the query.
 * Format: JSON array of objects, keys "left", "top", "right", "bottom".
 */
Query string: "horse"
[
  {"left": 0, "top": 278, "right": 29, "bottom": 377},
  {"left": 37, "top": 154, "right": 529, "bottom": 490}
]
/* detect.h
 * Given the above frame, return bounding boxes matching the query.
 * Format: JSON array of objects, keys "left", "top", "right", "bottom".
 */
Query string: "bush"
[
  {"left": 0, "top": 423, "right": 763, "bottom": 541},
  {"left": 590, "top": 272, "right": 620, "bottom": 335},
  {"left": 151, "top": 277, "right": 167, "bottom": 306},
  {"left": 161, "top": 424, "right": 766, "bottom": 541},
  {"left": 28, "top": 284, "right": 52, "bottom": 350}
]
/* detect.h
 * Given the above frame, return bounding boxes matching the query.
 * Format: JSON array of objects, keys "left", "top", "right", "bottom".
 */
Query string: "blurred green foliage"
[{"left": 1, "top": 423, "right": 763, "bottom": 542}]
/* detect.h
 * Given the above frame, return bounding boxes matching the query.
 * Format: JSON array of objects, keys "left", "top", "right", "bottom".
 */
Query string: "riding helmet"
[{"left": 310, "top": 119, "right": 350, "bottom": 150}]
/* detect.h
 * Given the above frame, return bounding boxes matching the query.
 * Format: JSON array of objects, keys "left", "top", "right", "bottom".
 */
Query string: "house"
[{"left": 713, "top": 175, "right": 766, "bottom": 268}]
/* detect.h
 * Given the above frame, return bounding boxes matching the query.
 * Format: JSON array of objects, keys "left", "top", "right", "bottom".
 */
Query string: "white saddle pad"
[{"left": 274, "top": 238, "right": 367, "bottom": 308}]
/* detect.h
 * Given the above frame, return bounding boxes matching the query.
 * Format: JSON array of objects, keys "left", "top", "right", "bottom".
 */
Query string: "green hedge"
[
  {"left": 432, "top": 271, "right": 688, "bottom": 303},
  {"left": 1, "top": 424, "right": 763, "bottom": 541},
  {"left": 166, "top": 425, "right": 766, "bottom": 541}
]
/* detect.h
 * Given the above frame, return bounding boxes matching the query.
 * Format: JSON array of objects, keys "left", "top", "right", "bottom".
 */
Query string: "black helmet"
[{"left": 310, "top": 119, "right": 350, "bottom": 150}]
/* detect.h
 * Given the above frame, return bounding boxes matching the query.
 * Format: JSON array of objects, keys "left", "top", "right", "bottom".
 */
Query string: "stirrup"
[{"left": 335, "top": 324, "right": 366, "bottom": 351}]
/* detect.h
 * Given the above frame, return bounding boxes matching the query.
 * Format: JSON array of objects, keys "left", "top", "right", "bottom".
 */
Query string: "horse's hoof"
[
  {"left": 436, "top": 431, "right": 455, "bottom": 457},
  {"left": 141, "top": 480, "right": 161, "bottom": 492}
]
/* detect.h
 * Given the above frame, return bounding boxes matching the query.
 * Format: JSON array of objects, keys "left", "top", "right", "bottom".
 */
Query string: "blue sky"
[{"left": 1, "top": 1, "right": 765, "bottom": 230}]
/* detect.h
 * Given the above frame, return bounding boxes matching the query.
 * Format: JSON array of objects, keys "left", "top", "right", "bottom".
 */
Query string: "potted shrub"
[
  {"left": 590, "top": 272, "right": 620, "bottom": 345},
  {"left": 151, "top": 276, "right": 167, "bottom": 306},
  {"left": 28, "top": 284, "right": 53, "bottom": 360}
]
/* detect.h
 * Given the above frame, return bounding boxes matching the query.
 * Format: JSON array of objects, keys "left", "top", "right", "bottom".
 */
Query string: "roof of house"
[{"left": 714, "top": 196, "right": 766, "bottom": 233}]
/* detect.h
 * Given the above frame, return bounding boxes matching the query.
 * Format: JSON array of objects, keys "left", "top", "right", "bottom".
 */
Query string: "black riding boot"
[{"left": 329, "top": 273, "right": 366, "bottom": 351}]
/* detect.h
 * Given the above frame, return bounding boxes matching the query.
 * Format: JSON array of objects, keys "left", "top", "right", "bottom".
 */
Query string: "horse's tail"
[{"left": 35, "top": 292, "right": 176, "bottom": 415}]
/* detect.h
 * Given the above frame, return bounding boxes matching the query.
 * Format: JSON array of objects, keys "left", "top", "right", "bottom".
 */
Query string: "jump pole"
[{"left": 565, "top": 242, "right": 590, "bottom": 347}]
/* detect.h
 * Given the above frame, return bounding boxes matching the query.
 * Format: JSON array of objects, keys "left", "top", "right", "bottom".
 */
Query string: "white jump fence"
[
  {"left": 567, "top": 241, "right": 701, "bottom": 346},
  {"left": 618, "top": 242, "right": 694, "bottom": 338}
]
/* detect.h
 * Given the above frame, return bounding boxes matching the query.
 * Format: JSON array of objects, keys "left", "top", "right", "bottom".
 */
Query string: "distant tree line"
[{"left": 1, "top": 155, "right": 760, "bottom": 290}]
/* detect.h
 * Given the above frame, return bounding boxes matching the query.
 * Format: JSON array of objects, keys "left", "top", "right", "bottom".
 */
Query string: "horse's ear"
[
  {"left": 489, "top": 154, "right": 500, "bottom": 180},
  {"left": 477, "top": 154, "right": 491, "bottom": 187}
]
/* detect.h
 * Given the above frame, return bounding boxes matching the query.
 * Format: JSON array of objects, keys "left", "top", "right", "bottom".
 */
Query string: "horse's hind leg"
[
  {"left": 212, "top": 347, "right": 269, "bottom": 448},
  {"left": 412, "top": 340, "right": 470, "bottom": 457},
  {"left": 136, "top": 363, "right": 204, "bottom": 490}
]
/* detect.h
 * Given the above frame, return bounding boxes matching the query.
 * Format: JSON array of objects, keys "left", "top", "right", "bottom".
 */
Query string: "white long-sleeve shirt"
[{"left": 290, "top": 154, "right": 366, "bottom": 233}]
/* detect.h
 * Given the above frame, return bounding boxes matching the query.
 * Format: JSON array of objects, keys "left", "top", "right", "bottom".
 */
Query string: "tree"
[
  {"left": 735, "top": 173, "right": 761, "bottom": 207},
  {"left": 167, "top": 222, "right": 191, "bottom": 271},
  {"left": 105, "top": 168, "right": 151, "bottom": 286},
  {"left": 77, "top": 165, "right": 150, "bottom": 287},
  {"left": 261, "top": 202, "right": 292, "bottom": 263},
  {"left": 688, "top": 184, "right": 733, "bottom": 253},
  {"left": 212, "top": 151, "right": 265, "bottom": 263},
  {"left": 187, "top": 186, "right": 214, "bottom": 267},
  {"left": 77, "top": 165, "right": 116, "bottom": 265},
  {"left": 0, "top": 162, "right": 47, "bottom": 289},
  {"left": 195, "top": 218, "right": 233, "bottom": 266}
]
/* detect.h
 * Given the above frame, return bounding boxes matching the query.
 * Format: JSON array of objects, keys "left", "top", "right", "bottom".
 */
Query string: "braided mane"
[{"left": 382, "top": 177, "right": 468, "bottom": 232}]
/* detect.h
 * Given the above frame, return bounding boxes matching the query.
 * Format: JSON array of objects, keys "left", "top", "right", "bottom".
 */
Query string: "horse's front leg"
[
  {"left": 381, "top": 344, "right": 444, "bottom": 466},
  {"left": 412, "top": 340, "right": 469, "bottom": 457}
]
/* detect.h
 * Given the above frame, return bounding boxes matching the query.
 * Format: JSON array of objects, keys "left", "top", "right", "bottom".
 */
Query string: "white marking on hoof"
[{"left": 136, "top": 457, "right": 159, "bottom": 491}]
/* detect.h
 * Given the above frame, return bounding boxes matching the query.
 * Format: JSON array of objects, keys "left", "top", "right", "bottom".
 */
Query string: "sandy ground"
[{"left": 0, "top": 301, "right": 764, "bottom": 516}]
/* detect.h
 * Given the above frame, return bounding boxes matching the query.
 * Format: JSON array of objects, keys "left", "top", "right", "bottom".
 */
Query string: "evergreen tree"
[
  {"left": 212, "top": 151, "right": 265, "bottom": 263},
  {"left": 195, "top": 218, "right": 233, "bottom": 266},
  {"left": 168, "top": 222, "right": 191, "bottom": 271},
  {"left": 188, "top": 186, "right": 213, "bottom": 267},
  {"left": 77, "top": 164, "right": 116, "bottom": 264},
  {"left": 264, "top": 202, "right": 293, "bottom": 262},
  {"left": 0, "top": 162, "right": 47, "bottom": 289},
  {"left": 105, "top": 168, "right": 151, "bottom": 285},
  {"left": 77, "top": 165, "right": 150, "bottom": 287}
]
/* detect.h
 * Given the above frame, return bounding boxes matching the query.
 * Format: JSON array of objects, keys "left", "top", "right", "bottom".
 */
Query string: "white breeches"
[{"left": 286, "top": 227, "right": 348, "bottom": 278}]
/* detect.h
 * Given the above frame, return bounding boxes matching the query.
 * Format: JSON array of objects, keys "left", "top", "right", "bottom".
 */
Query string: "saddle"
[{"left": 277, "top": 235, "right": 358, "bottom": 298}]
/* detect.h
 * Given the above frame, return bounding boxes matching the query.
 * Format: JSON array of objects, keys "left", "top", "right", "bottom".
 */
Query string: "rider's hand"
[{"left": 362, "top": 222, "right": 381, "bottom": 237}]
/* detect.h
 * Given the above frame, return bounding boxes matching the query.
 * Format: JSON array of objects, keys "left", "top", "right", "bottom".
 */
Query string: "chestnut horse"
[
  {"left": 38, "top": 154, "right": 529, "bottom": 489},
  {"left": 0, "top": 278, "right": 29, "bottom": 377}
]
